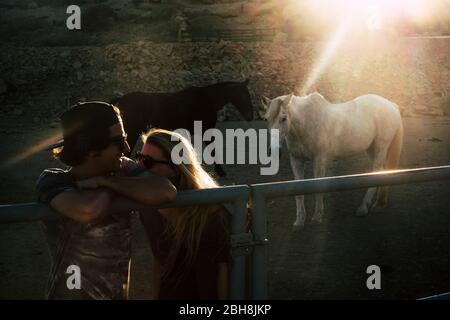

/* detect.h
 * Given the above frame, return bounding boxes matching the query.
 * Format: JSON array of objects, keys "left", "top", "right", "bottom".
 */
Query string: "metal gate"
[{"left": 1, "top": 165, "right": 450, "bottom": 299}]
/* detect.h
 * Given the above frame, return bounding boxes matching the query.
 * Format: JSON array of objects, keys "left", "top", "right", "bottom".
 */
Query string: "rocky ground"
[{"left": 0, "top": 0, "right": 277, "bottom": 46}]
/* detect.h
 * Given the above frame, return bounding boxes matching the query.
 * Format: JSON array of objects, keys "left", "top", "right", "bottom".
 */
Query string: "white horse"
[{"left": 261, "top": 92, "right": 403, "bottom": 229}]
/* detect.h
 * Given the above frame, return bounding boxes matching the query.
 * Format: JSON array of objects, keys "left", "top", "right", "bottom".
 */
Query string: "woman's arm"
[{"left": 217, "top": 262, "right": 229, "bottom": 300}]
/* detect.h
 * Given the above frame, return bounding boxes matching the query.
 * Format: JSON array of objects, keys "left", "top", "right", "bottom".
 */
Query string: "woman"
[{"left": 137, "top": 128, "right": 232, "bottom": 300}]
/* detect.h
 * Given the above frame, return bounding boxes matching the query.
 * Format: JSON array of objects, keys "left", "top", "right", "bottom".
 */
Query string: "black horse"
[{"left": 111, "top": 80, "right": 254, "bottom": 177}]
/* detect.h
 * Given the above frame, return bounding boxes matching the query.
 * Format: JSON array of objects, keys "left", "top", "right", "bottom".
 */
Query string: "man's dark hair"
[{"left": 53, "top": 102, "right": 122, "bottom": 166}]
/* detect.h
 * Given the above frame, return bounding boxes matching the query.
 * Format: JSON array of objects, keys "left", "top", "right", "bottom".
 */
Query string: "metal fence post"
[
  {"left": 0, "top": 185, "right": 253, "bottom": 300},
  {"left": 250, "top": 188, "right": 268, "bottom": 300},
  {"left": 1, "top": 166, "right": 449, "bottom": 300},
  {"left": 229, "top": 186, "right": 250, "bottom": 300}
]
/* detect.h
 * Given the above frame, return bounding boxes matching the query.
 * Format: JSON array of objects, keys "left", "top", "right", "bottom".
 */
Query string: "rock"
[
  {"left": 151, "top": 65, "right": 160, "bottom": 73},
  {"left": 14, "top": 79, "right": 29, "bottom": 85},
  {"left": 273, "top": 32, "right": 288, "bottom": 43},
  {"left": 138, "top": 67, "right": 148, "bottom": 79},
  {"left": 413, "top": 105, "right": 444, "bottom": 116},
  {"left": 176, "top": 70, "right": 193, "bottom": 78},
  {"left": 60, "top": 51, "right": 70, "bottom": 58},
  {"left": 83, "top": 5, "right": 117, "bottom": 32},
  {"left": 217, "top": 39, "right": 230, "bottom": 49},
  {"left": 416, "top": 87, "right": 429, "bottom": 96},
  {"left": 13, "top": 108, "right": 24, "bottom": 116},
  {"left": 0, "top": 79, "right": 6, "bottom": 95},
  {"left": 430, "top": 97, "right": 444, "bottom": 109},
  {"left": 6, "top": 129, "right": 24, "bottom": 134},
  {"left": 400, "top": 107, "right": 413, "bottom": 117},
  {"left": 428, "top": 108, "right": 445, "bottom": 116},
  {"left": 28, "top": 2, "right": 38, "bottom": 9},
  {"left": 217, "top": 108, "right": 226, "bottom": 122},
  {"left": 242, "top": 3, "right": 261, "bottom": 17}
]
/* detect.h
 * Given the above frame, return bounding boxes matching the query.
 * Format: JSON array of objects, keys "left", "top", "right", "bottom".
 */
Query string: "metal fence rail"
[
  {"left": 0, "top": 185, "right": 251, "bottom": 300},
  {"left": 183, "top": 28, "right": 276, "bottom": 42},
  {"left": 249, "top": 165, "right": 450, "bottom": 299},
  {"left": 1, "top": 165, "right": 450, "bottom": 299}
]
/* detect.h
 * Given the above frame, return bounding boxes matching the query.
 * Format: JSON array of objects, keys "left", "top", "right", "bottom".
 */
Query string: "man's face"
[{"left": 91, "top": 121, "right": 131, "bottom": 174}]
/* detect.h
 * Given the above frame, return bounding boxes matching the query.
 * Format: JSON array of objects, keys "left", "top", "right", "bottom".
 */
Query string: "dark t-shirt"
[
  {"left": 140, "top": 206, "right": 232, "bottom": 300},
  {"left": 35, "top": 158, "right": 141, "bottom": 300}
]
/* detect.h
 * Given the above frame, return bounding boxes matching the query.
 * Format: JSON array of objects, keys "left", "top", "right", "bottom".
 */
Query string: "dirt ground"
[{"left": 0, "top": 116, "right": 449, "bottom": 299}]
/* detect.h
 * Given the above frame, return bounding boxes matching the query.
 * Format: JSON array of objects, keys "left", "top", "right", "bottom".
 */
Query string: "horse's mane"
[
  {"left": 307, "top": 92, "right": 330, "bottom": 107},
  {"left": 208, "top": 81, "right": 245, "bottom": 87},
  {"left": 178, "top": 81, "right": 248, "bottom": 93},
  {"left": 267, "top": 95, "right": 291, "bottom": 124},
  {"left": 266, "top": 92, "right": 330, "bottom": 124}
]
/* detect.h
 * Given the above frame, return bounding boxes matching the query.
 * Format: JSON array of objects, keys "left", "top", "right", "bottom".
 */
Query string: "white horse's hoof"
[
  {"left": 292, "top": 223, "right": 304, "bottom": 231},
  {"left": 372, "top": 200, "right": 387, "bottom": 210},
  {"left": 370, "top": 204, "right": 385, "bottom": 214},
  {"left": 310, "top": 217, "right": 323, "bottom": 225},
  {"left": 356, "top": 206, "right": 368, "bottom": 216}
]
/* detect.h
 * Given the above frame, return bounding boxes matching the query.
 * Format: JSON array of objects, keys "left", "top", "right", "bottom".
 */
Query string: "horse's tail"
[
  {"left": 376, "top": 116, "right": 403, "bottom": 207},
  {"left": 386, "top": 116, "right": 403, "bottom": 170}
]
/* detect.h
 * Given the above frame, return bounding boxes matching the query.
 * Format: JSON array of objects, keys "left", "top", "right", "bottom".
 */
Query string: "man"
[{"left": 36, "top": 101, "right": 176, "bottom": 300}]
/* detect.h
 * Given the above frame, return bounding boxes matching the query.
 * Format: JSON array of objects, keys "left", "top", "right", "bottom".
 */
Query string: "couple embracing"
[{"left": 36, "top": 101, "right": 231, "bottom": 300}]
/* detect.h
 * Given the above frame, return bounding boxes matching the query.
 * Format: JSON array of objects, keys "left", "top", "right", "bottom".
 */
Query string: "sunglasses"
[
  {"left": 110, "top": 134, "right": 128, "bottom": 151},
  {"left": 135, "top": 151, "right": 173, "bottom": 169}
]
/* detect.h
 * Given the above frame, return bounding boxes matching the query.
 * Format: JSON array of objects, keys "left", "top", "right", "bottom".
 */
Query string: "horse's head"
[
  {"left": 228, "top": 79, "right": 254, "bottom": 121},
  {"left": 260, "top": 93, "right": 294, "bottom": 152}
]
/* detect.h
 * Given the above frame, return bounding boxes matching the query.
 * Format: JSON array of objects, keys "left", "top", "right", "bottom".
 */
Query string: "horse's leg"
[
  {"left": 212, "top": 140, "right": 226, "bottom": 177},
  {"left": 356, "top": 146, "right": 388, "bottom": 216},
  {"left": 203, "top": 139, "right": 226, "bottom": 177},
  {"left": 374, "top": 122, "right": 403, "bottom": 208},
  {"left": 214, "top": 163, "right": 226, "bottom": 177},
  {"left": 311, "top": 156, "right": 327, "bottom": 224},
  {"left": 289, "top": 155, "right": 306, "bottom": 230},
  {"left": 127, "top": 126, "right": 144, "bottom": 157}
]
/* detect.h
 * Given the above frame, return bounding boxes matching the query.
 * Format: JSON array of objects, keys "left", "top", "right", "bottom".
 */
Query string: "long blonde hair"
[{"left": 141, "top": 128, "right": 226, "bottom": 282}]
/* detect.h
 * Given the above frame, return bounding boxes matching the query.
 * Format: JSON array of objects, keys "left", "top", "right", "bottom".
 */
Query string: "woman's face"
[{"left": 139, "top": 142, "right": 178, "bottom": 180}]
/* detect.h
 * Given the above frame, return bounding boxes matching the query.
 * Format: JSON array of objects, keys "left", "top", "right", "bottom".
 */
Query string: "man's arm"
[
  {"left": 52, "top": 188, "right": 167, "bottom": 224},
  {"left": 79, "top": 175, "right": 177, "bottom": 206},
  {"left": 49, "top": 188, "right": 113, "bottom": 224},
  {"left": 107, "top": 196, "right": 163, "bottom": 215}
]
